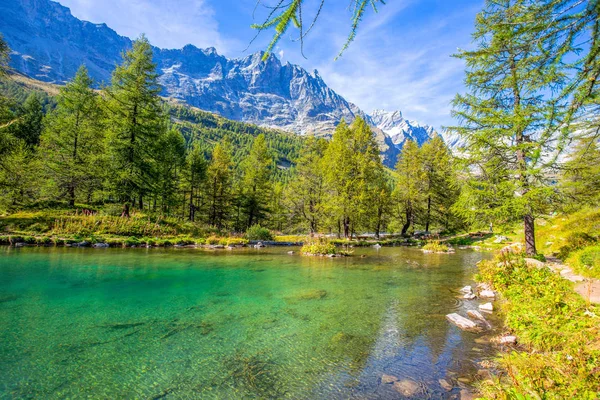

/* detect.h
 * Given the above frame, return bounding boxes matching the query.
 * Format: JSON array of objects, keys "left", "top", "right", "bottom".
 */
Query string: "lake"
[{"left": 0, "top": 246, "right": 496, "bottom": 399}]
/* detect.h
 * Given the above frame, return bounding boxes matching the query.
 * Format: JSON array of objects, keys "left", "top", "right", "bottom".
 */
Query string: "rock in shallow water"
[
  {"left": 479, "top": 302, "right": 494, "bottom": 311},
  {"left": 392, "top": 379, "right": 420, "bottom": 396},
  {"left": 439, "top": 378, "right": 453, "bottom": 391},
  {"left": 381, "top": 374, "right": 398, "bottom": 384},
  {"left": 446, "top": 313, "right": 482, "bottom": 332}
]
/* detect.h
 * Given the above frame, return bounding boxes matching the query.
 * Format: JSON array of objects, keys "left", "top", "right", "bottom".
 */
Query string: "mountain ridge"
[{"left": 0, "top": 0, "right": 440, "bottom": 166}]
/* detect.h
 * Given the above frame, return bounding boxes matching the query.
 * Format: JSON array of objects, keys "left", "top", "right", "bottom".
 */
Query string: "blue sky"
[{"left": 57, "top": 0, "right": 484, "bottom": 129}]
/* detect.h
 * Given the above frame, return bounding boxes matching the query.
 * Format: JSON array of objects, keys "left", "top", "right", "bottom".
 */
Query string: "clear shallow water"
[{"left": 0, "top": 246, "right": 496, "bottom": 399}]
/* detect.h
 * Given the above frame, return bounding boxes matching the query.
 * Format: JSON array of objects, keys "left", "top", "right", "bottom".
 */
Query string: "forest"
[{"left": 0, "top": 0, "right": 599, "bottom": 259}]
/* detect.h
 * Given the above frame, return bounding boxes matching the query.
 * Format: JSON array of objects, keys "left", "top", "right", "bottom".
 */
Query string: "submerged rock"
[
  {"left": 439, "top": 378, "right": 453, "bottom": 391},
  {"left": 381, "top": 374, "right": 398, "bottom": 384},
  {"left": 392, "top": 379, "right": 420, "bottom": 396}
]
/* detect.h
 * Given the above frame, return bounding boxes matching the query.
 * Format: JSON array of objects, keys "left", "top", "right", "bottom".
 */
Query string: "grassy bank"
[{"left": 475, "top": 251, "right": 599, "bottom": 398}]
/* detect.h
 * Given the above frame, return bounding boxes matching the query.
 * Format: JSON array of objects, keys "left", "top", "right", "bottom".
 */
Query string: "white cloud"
[{"left": 57, "top": 0, "right": 237, "bottom": 52}]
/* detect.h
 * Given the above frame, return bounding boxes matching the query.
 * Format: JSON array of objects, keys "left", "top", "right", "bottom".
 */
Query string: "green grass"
[{"left": 476, "top": 252, "right": 600, "bottom": 399}]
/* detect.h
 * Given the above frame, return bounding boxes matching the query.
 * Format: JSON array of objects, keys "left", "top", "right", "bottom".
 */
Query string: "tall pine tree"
[
  {"left": 450, "top": 0, "right": 569, "bottom": 255},
  {"left": 104, "top": 35, "right": 164, "bottom": 217},
  {"left": 40, "top": 66, "right": 104, "bottom": 206}
]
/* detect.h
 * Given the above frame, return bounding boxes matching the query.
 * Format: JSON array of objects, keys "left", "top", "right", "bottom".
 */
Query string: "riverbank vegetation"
[{"left": 476, "top": 252, "right": 599, "bottom": 398}]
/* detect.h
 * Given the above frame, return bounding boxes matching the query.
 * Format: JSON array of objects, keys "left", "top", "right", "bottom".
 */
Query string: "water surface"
[{"left": 0, "top": 246, "right": 496, "bottom": 399}]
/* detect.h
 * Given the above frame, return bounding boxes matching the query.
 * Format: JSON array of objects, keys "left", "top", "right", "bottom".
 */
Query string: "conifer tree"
[
  {"left": 183, "top": 143, "right": 208, "bottom": 222},
  {"left": 394, "top": 140, "right": 425, "bottom": 236},
  {"left": 241, "top": 134, "right": 273, "bottom": 228},
  {"left": 154, "top": 128, "right": 186, "bottom": 213},
  {"left": 560, "top": 134, "right": 600, "bottom": 207},
  {"left": 0, "top": 35, "right": 9, "bottom": 77},
  {"left": 12, "top": 92, "right": 44, "bottom": 147},
  {"left": 104, "top": 35, "right": 164, "bottom": 217},
  {"left": 40, "top": 66, "right": 103, "bottom": 206},
  {"left": 420, "top": 135, "right": 459, "bottom": 232},
  {"left": 324, "top": 117, "right": 382, "bottom": 238},
  {"left": 450, "top": 0, "right": 570, "bottom": 255},
  {"left": 207, "top": 138, "right": 234, "bottom": 228},
  {"left": 285, "top": 136, "right": 328, "bottom": 234}
]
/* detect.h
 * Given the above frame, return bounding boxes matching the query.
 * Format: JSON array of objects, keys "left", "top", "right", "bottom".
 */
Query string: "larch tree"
[
  {"left": 285, "top": 136, "right": 328, "bottom": 235},
  {"left": 154, "top": 127, "right": 186, "bottom": 214},
  {"left": 183, "top": 143, "right": 208, "bottom": 222},
  {"left": 420, "top": 135, "right": 459, "bottom": 232},
  {"left": 241, "top": 134, "right": 273, "bottom": 228},
  {"left": 40, "top": 66, "right": 104, "bottom": 206},
  {"left": 207, "top": 138, "right": 234, "bottom": 229},
  {"left": 449, "top": 0, "right": 571, "bottom": 256},
  {"left": 394, "top": 140, "right": 425, "bottom": 236},
  {"left": 104, "top": 35, "right": 164, "bottom": 217}
]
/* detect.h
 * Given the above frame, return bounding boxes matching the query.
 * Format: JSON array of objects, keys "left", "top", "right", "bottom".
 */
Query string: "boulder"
[
  {"left": 479, "top": 302, "right": 494, "bottom": 312},
  {"left": 446, "top": 313, "right": 481, "bottom": 332},
  {"left": 479, "top": 289, "right": 495, "bottom": 298},
  {"left": 392, "top": 379, "right": 420, "bottom": 396},
  {"left": 93, "top": 243, "right": 109, "bottom": 248},
  {"left": 463, "top": 293, "right": 476, "bottom": 300}
]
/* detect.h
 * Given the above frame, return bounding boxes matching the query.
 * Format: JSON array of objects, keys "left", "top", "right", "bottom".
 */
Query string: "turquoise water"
[{"left": 0, "top": 246, "right": 496, "bottom": 399}]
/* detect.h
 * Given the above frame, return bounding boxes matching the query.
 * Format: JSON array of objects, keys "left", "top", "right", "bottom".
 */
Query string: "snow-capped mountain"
[
  {"left": 0, "top": 0, "right": 441, "bottom": 166},
  {"left": 369, "top": 109, "right": 436, "bottom": 149}
]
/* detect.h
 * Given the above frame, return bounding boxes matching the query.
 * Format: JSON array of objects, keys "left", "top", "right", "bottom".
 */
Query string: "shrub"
[
  {"left": 206, "top": 235, "right": 222, "bottom": 245},
  {"left": 245, "top": 225, "right": 273, "bottom": 241},
  {"left": 422, "top": 241, "right": 451, "bottom": 253},
  {"left": 557, "top": 232, "right": 598, "bottom": 259},
  {"left": 226, "top": 238, "right": 248, "bottom": 246},
  {"left": 566, "top": 245, "right": 600, "bottom": 279},
  {"left": 300, "top": 238, "right": 345, "bottom": 256}
]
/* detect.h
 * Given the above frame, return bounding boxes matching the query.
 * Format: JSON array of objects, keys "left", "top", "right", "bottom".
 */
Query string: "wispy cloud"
[
  {"left": 305, "top": 2, "right": 480, "bottom": 130},
  {"left": 58, "top": 0, "right": 238, "bottom": 52}
]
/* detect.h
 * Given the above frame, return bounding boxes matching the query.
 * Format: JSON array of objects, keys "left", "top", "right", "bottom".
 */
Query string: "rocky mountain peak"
[{"left": 0, "top": 0, "right": 442, "bottom": 167}]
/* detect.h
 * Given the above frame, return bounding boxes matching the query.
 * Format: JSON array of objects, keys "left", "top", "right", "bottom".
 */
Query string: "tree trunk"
[
  {"left": 68, "top": 185, "right": 75, "bottom": 207},
  {"left": 122, "top": 202, "right": 130, "bottom": 218},
  {"left": 343, "top": 216, "right": 350, "bottom": 239},
  {"left": 524, "top": 213, "right": 536, "bottom": 256},
  {"left": 425, "top": 195, "right": 431, "bottom": 232},
  {"left": 138, "top": 194, "right": 143, "bottom": 210},
  {"left": 401, "top": 202, "right": 411, "bottom": 236}
]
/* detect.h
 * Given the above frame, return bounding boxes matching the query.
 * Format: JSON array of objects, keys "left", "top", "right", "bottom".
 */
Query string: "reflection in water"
[{"left": 0, "top": 246, "right": 496, "bottom": 399}]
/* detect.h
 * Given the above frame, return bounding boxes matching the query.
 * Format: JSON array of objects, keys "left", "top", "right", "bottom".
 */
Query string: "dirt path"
[{"left": 545, "top": 256, "right": 600, "bottom": 305}]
